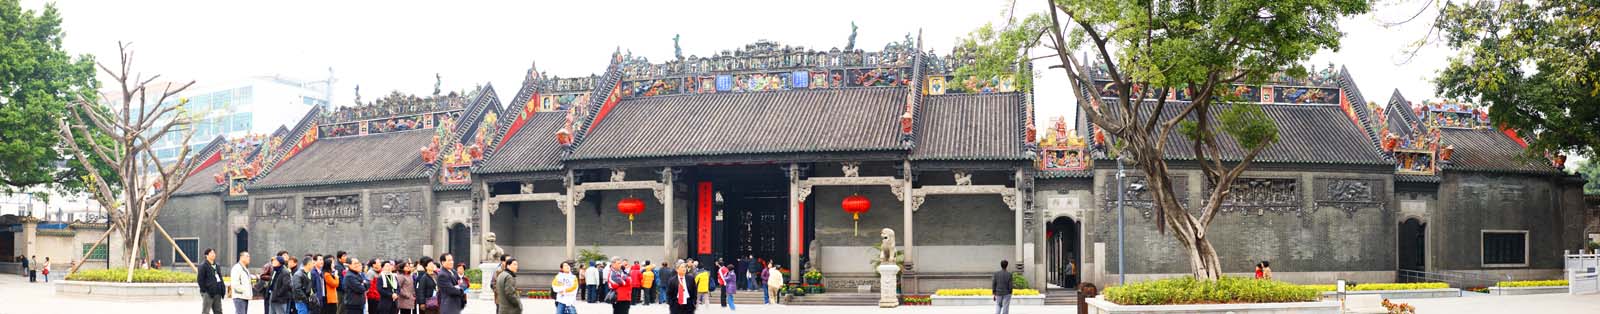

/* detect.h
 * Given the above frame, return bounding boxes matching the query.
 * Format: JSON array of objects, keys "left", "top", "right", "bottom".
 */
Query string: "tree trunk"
[{"left": 1177, "top": 233, "right": 1222, "bottom": 281}]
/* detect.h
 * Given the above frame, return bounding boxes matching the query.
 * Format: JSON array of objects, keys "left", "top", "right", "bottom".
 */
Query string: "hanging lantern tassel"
[
  {"left": 628, "top": 214, "right": 635, "bottom": 234},
  {"left": 852, "top": 212, "right": 860, "bottom": 236}
]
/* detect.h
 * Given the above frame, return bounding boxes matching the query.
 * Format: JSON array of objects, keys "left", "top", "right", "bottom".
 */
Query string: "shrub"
[
  {"left": 1102, "top": 277, "right": 1318, "bottom": 305},
  {"left": 1497, "top": 280, "right": 1567, "bottom": 287},
  {"left": 578, "top": 246, "right": 608, "bottom": 266},
  {"left": 526, "top": 290, "right": 553, "bottom": 299},
  {"left": 66, "top": 269, "right": 196, "bottom": 283},
  {"left": 1349, "top": 283, "right": 1448, "bottom": 291},
  {"left": 1011, "top": 272, "right": 1030, "bottom": 289},
  {"left": 933, "top": 288, "right": 1041, "bottom": 296},
  {"left": 464, "top": 268, "right": 482, "bottom": 285},
  {"left": 803, "top": 269, "right": 823, "bottom": 280},
  {"left": 1382, "top": 299, "right": 1416, "bottom": 314}
]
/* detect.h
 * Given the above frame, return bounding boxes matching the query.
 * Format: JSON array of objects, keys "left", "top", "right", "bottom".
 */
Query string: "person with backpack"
[
  {"left": 607, "top": 257, "right": 634, "bottom": 314},
  {"left": 231, "top": 252, "right": 255, "bottom": 314}
]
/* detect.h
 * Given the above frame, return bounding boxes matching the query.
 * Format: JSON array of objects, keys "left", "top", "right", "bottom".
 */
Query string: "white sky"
[{"left": 28, "top": 0, "right": 1451, "bottom": 133}]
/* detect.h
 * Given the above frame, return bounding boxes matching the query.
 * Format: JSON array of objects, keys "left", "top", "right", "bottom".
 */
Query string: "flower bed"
[
  {"left": 1105, "top": 277, "right": 1318, "bottom": 305},
  {"left": 1312, "top": 282, "right": 1460, "bottom": 299},
  {"left": 66, "top": 269, "right": 196, "bottom": 283},
  {"left": 1497, "top": 280, "right": 1567, "bottom": 287},
  {"left": 900, "top": 295, "right": 931, "bottom": 306},
  {"left": 1489, "top": 280, "right": 1568, "bottom": 295},
  {"left": 931, "top": 289, "right": 1044, "bottom": 306},
  {"left": 525, "top": 290, "right": 553, "bottom": 299},
  {"left": 933, "top": 288, "right": 1041, "bottom": 296}
]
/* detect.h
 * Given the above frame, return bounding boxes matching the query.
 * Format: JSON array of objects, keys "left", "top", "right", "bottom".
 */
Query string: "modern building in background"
[{"left": 149, "top": 75, "right": 333, "bottom": 166}]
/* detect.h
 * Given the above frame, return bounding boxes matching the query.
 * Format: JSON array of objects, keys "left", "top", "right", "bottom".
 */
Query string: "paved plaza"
[{"left": 5, "top": 275, "right": 1600, "bottom": 314}]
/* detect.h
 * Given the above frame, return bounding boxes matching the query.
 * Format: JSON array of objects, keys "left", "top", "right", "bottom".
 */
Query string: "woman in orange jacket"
[{"left": 323, "top": 255, "right": 340, "bottom": 314}]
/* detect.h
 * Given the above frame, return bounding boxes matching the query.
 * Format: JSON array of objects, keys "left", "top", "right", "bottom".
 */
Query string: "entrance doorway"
[
  {"left": 448, "top": 223, "right": 470, "bottom": 263},
  {"left": 697, "top": 166, "right": 791, "bottom": 269},
  {"left": 1046, "top": 217, "right": 1081, "bottom": 289},
  {"left": 1398, "top": 218, "right": 1425, "bottom": 275},
  {"left": 235, "top": 229, "right": 249, "bottom": 259}
]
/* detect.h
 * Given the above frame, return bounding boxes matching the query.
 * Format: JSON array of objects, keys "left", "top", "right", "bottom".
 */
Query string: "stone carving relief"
[
  {"left": 1101, "top": 175, "right": 1189, "bottom": 220},
  {"left": 254, "top": 197, "right": 293, "bottom": 219},
  {"left": 303, "top": 194, "right": 362, "bottom": 223},
  {"left": 1211, "top": 178, "right": 1304, "bottom": 216},
  {"left": 1314, "top": 178, "right": 1384, "bottom": 218},
  {"left": 610, "top": 168, "right": 627, "bottom": 182},
  {"left": 373, "top": 191, "right": 423, "bottom": 215},
  {"left": 841, "top": 162, "right": 860, "bottom": 177}
]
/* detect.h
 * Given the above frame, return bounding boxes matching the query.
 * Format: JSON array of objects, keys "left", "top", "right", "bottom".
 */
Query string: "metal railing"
[{"left": 1396, "top": 269, "right": 1510, "bottom": 288}]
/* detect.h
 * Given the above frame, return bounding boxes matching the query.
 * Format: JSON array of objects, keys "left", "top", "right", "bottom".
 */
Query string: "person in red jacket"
[
  {"left": 608, "top": 257, "right": 633, "bottom": 314},
  {"left": 629, "top": 261, "right": 644, "bottom": 306},
  {"left": 366, "top": 259, "right": 381, "bottom": 314}
]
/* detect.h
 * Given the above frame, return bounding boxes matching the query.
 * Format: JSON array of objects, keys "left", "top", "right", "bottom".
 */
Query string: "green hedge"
[
  {"left": 1103, "top": 277, "right": 1318, "bottom": 305},
  {"left": 1497, "top": 280, "right": 1567, "bottom": 287},
  {"left": 66, "top": 269, "right": 196, "bottom": 283}
]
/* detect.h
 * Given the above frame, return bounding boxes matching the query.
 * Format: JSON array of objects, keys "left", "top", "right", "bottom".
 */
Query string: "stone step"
[{"left": 788, "top": 293, "right": 881, "bottom": 306}]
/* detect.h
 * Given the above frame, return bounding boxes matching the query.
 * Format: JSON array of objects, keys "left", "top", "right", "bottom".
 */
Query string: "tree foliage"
[
  {"left": 0, "top": 0, "right": 106, "bottom": 193},
  {"left": 1576, "top": 158, "right": 1599, "bottom": 194},
  {"left": 1435, "top": 0, "right": 1600, "bottom": 160},
  {"left": 958, "top": 0, "right": 1367, "bottom": 280}
]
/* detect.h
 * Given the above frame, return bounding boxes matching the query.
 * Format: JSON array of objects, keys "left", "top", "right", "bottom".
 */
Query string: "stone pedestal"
[
  {"left": 877, "top": 264, "right": 900, "bottom": 308},
  {"left": 478, "top": 263, "right": 497, "bottom": 300}
]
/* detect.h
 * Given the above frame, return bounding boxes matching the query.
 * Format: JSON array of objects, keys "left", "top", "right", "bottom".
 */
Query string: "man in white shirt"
[
  {"left": 230, "top": 252, "right": 254, "bottom": 314},
  {"left": 584, "top": 262, "right": 601, "bottom": 303}
]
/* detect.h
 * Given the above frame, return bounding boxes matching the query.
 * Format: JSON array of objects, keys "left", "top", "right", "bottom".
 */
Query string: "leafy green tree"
[
  {"left": 1576, "top": 159, "right": 1599, "bottom": 194},
  {"left": 958, "top": 0, "right": 1367, "bottom": 280},
  {"left": 0, "top": 0, "right": 101, "bottom": 193},
  {"left": 1434, "top": 0, "right": 1599, "bottom": 160}
]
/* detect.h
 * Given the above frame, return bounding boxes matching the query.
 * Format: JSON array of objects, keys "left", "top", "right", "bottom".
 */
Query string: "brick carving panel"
[{"left": 304, "top": 194, "right": 362, "bottom": 223}]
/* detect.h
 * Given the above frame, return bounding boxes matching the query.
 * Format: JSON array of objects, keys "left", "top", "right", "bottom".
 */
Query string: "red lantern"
[
  {"left": 842, "top": 194, "right": 871, "bottom": 236},
  {"left": 617, "top": 197, "right": 645, "bottom": 234}
]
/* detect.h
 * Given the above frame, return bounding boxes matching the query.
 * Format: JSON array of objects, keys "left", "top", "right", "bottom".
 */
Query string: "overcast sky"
[{"left": 28, "top": 0, "right": 1451, "bottom": 131}]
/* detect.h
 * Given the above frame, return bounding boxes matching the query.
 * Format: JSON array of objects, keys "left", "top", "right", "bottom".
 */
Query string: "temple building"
[{"left": 151, "top": 36, "right": 1589, "bottom": 292}]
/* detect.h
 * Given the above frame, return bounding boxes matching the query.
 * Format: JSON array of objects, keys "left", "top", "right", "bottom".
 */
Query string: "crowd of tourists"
[
  {"left": 193, "top": 249, "right": 471, "bottom": 314},
  {"left": 192, "top": 248, "right": 788, "bottom": 314}
]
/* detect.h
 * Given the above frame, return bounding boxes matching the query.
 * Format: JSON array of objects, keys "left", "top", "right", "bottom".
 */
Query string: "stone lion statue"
[
  {"left": 485, "top": 232, "right": 506, "bottom": 262},
  {"left": 879, "top": 228, "right": 896, "bottom": 264}
]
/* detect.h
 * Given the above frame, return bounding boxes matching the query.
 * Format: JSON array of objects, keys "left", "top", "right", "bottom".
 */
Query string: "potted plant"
[
  {"left": 803, "top": 269, "right": 824, "bottom": 285},
  {"left": 790, "top": 285, "right": 808, "bottom": 296}
]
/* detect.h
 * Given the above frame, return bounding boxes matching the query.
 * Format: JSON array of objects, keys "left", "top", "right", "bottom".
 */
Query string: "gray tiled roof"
[
  {"left": 1099, "top": 102, "right": 1388, "bottom": 165},
  {"left": 172, "top": 162, "right": 223, "bottom": 196},
  {"left": 1394, "top": 174, "right": 1440, "bottom": 183},
  {"left": 569, "top": 88, "right": 907, "bottom": 160},
  {"left": 911, "top": 93, "right": 1028, "bottom": 161},
  {"left": 477, "top": 112, "right": 568, "bottom": 174},
  {"left": 1036, "top": 170, "right": 1094, "bottom": 179},
  {"left": 252, "top": 129, "right": 432, "bottom": 188},
  {"left": 1441, "top": 128, "right": 1557, "bottom": 174}
]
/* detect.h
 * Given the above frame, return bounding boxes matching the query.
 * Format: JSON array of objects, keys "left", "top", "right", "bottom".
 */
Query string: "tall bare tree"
[
  {"left": 57, "top": 42, "right": 198, "bottom": 281},
  {"left": 959, "top": 0, "right": 1369, "bottom": 280}
]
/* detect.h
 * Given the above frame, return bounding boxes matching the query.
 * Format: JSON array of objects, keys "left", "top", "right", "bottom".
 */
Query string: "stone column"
[
  {"left": 20, "top": 218, "right": 39, "bottom": 261},
  {"left": 1014, "top": 169, "right": 1024, "bottom": 264},
  {"left": 789, "top": 163, "right": 801, "bottom": 283},
  {"left": 566, "top": 170, "right": 577, "bottom": 259},
  {"left": 902, "top": 160, "right": 914, "bottom": 264},
  {"left": 478, "top": 181, "right": 492, "bottom": 264},
  {"left": 662, "top": 167, "right": 674, "bottom": 262}
]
